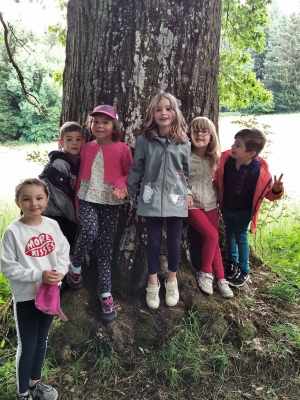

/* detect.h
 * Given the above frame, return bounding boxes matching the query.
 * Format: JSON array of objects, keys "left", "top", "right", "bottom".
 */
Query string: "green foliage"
[
  {"left": 263, "top": 13, "right": 300, "bottom": 113},
  {"left": 48, "top": 23, "right": 66, "bottom": 47},
  {"left": 53, "top": 69, "right": 63, "bottom": 87},
  {"left": 0, "top": 201, "right": 19, "bottom": 305},
  {"left": 0, "top": 25, "right": 64, "bottom": 143},
  {"left": 244, "top": 100, "right": 275, "bottom": 115},
  {"left": 268, "top": 282, "right": 299, "bottom": 303},
  {"left": 251, "top": 8, "right": 300, "bottom": 114},
  {"left": 219, "top": 0, "right": 273, "bottom": 110},
  {"left": 151, "top": 311, "right": 205, "bottom": 387}
]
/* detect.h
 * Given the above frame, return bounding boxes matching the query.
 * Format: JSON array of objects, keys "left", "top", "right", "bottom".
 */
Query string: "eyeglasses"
[{"left": 193, "top": 129, "right": 211, "bottom": 136}]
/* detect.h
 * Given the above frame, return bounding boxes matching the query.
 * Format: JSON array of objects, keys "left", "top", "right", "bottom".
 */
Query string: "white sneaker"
[
  {"left": 165, "top": 278, "right": 179, "bottom": 307},
  {"left": 216, "top": 279, "right": 234, "bottom": 298},
  {"left": 146, "top": 281, "right": 161, "bottom": 309},
  {"left": 197, "top": 272, "right": 213, "bottom": 295}
]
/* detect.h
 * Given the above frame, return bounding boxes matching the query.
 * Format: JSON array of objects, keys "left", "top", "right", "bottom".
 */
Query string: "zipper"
[
  {"left": 252, "top": 177, "right": 272, "bottom": 217},
  {"left": 161, "top": 142, "right": 169, "bottom": 216}
]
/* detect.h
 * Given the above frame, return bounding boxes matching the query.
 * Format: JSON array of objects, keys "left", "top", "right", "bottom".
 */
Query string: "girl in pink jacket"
[{"left": 67, "top": 105, "right": 133, "bottom": 323}]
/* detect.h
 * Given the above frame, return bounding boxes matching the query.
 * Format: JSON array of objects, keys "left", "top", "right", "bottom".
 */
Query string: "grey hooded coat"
[{"left": 127, "top": 134, "right": 191, "bottom": 217}]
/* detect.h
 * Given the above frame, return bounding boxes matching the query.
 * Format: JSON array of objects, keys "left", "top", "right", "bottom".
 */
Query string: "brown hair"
[
  {"left": 234, "top": 128, "right": 267, "bottom": 156},
  {"left": 15, "top": 178, "right": 49, "bottom": 201},
  {"left": 140, "top": 91, "right": 188, "bottom": 143},
  {"left": 85, "top": 114, "right": 122, "bottom": 142},
  {"left": 59, "top": 122, "right": 84, "bottom": 140},
  {"left": 189, "top": 117, "right": 220, "bottom": 169}
]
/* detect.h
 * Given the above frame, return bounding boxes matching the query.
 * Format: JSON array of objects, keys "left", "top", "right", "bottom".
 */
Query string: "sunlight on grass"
[{"left": 250, "top": 199, "right": 300, "bottom": 287}]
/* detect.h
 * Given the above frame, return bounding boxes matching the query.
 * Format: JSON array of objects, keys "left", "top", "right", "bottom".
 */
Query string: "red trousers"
[{"left": 188, "top": 208, "right": 224, "bottom": 280}]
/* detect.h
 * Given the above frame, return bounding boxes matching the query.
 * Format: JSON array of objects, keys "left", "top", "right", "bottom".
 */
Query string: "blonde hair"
[
  {"left": 140, "top": 91, "right": 188, "bottom": 143},
  {"left": 189, "top": 117, "right": 220, "bottom": 169}
]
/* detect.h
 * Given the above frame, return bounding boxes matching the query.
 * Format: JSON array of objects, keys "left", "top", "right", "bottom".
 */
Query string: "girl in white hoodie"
[{"left": 1, "top": 178, "right": 69, "bottom": 400}]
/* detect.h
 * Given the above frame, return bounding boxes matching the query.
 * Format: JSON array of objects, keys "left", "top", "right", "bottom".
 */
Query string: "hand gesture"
[
  {"left": 187, "top": 194, "right": 194, "bottom": 208},
  {"left": 42, "top": 270, "right": 64, "bottom": 285},
  {"left": 273, "top": 174, "right": 284, "bottom": 193},
  {"left": 112, "top": 188, "right": 128, "bottom": 200}
]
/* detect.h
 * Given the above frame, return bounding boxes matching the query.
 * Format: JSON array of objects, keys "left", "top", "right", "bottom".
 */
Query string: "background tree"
[
  {"left": 219, "top": 0, "right": 273, "bottom": 110},
  {"left": 0, "top": 24, "right": 64, "bottom": 142},
  {"left": 263, "top": 12, "right": 300, "bottom": 112}
]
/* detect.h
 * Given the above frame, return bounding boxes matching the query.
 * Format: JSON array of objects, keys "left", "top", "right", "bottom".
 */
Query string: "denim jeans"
[{"left": 221, "top": 207, "right": 252, "bottom": 274}]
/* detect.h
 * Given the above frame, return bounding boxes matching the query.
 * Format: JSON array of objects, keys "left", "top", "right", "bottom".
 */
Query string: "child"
[
  {"left": 67, "top": 105, "right": 133, "bottom": 323},
  {"left": 126, "top": 91, "right": 190, "bottom": 309},
  {"left": 39, "top": 121, "right": 84, "bottom": 251},
  {"left": 187, "top": 117, "right": 233, "bottom": 298},
  {"left": 214, "top": 128, "right": 284, "bottom": 287},
  {"left": 0, "top": 178, "right": 69, "bottom": 400}
]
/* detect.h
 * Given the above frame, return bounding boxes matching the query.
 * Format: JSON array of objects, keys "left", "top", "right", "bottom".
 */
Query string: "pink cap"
[{"left": 89, "top": 105, "right": 118, "bottom": 120}]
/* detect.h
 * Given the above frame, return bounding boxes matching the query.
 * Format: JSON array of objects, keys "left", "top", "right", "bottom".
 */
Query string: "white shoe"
[
  {"left": 216, "top": 279, "right": 234, "bottom": 298},
  {"left": 165, "top": 278, "right": 179, "bottom": 307},
  {"left": 197, "top": 272, "right": 214, "bottom": 295},
  {"left": 146, "top": 281, "right": 161, "bottom": 309}
]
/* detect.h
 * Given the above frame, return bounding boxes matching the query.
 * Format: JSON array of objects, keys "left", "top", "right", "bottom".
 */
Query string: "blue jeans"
[{"left": 221, "top": 208, "right": 252, "bottom": 274}]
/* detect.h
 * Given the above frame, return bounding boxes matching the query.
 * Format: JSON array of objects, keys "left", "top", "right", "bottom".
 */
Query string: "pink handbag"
[{"left": 35, "top": 272, "right": 68, "bottom": 322}]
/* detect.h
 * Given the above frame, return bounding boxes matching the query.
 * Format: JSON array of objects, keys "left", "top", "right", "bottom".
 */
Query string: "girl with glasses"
[{"left": 187, "top": 117, "right": 233, "bottom": 298}]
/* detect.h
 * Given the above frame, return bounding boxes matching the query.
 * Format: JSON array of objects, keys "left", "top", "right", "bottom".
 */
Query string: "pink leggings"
[{"left": 188, "top": 208, "right": 224, "bottom": 280}]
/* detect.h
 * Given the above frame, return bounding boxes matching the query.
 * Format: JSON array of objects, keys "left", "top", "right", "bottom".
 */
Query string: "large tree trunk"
[{"left": 54, "top": 0, "right": 223, "bottom": 358}]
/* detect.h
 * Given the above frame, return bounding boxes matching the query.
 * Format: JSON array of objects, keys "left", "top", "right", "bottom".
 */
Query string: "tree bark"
[
  {"left": 56, "top": 0, "right": 223, "bottom": 355},
  {"left": 61, "top": 0, "right": 222, "bottom": 135}
]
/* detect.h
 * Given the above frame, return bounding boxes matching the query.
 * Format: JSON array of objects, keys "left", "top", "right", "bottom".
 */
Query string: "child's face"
[
  {"left": 15, "top": 185, "right": 49, "bottom": 220},
  {"left": 231, "top": 138, "right": 255, "bottom": 164},
  {"left": 91, "top": 114, "right": 114, "bottom": 145},
  {"left": 154, "top": 97, "right": 174, "bottom": 135},
  {"left": 58, "top": 131, "right": 84, "bottom": 156},
  {"left": 192, "top": 126, "right": 211, "bottom": 149}
]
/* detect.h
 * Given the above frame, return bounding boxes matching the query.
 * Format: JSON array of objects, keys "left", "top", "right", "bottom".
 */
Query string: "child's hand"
[
  {"left": 42, "top": 270, "right": 64, "bottom": 285},
  {"left": 273, "top": 174, "right": 284, "bottom": 193},
  {"left": 112, "top": 188, "right": 128, "bottom": 200},
  {"left": 187, "top": 194, "right": 194, "bottom": 208}
]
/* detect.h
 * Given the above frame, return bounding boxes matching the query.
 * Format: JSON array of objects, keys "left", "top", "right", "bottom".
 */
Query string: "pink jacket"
[
  {"left": 214, "top": 150, "right": 284, "bottom": 233},
  {"left": 75, "top": 141, "right": 133, "bottom": 206}
]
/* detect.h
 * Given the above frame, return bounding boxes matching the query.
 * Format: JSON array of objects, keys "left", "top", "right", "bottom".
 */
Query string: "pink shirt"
[{"left": 75, "top": 141, "right": 133, "bottom": 206}]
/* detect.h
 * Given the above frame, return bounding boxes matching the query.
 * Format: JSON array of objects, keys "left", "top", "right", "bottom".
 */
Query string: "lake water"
[{"left": 0, "top": 113, "right": 299, "bottom": 203}]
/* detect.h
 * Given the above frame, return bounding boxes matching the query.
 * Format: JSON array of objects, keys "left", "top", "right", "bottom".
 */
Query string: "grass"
[
  {"left": 1, "top": 196, "right": 300, "bottom": 398},
  {"left": 250, "top": 199, "right": 300, "bottom": 290}
]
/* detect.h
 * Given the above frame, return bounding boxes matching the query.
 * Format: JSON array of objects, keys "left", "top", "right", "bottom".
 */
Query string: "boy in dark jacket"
[
  {"left": 214, "top": 128, "right": 284, "bottom": 287},
  {"left": 40, "top": 122, "right": 84, "bottom": 251}
]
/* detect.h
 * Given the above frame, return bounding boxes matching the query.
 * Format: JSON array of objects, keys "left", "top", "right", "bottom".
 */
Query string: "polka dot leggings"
[{"left": 72, "top": 200, "right": 119, "bottom": 293}]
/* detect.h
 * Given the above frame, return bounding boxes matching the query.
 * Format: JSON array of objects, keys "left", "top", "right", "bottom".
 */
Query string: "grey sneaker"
[
  {"left": 216, "top": 279, "right": 234, "bottom": 298},
  {"left": 29, "top": 381, "right": 58, "bottom": 400},
  {"left": 197, "top": 272, "right": 214, "bottom": 295}
]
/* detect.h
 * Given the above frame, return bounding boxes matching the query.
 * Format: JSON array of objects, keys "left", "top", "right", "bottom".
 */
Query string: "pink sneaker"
[
  {"left": 100, "top": 297, "right": 117, "bottom": 323},
  {"left": 67, "top": 266, "right": 83, "bottom": 289}
]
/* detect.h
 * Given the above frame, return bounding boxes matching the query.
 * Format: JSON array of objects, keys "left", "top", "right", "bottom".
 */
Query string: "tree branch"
[{"left": 0, "top": 12, "right": 47, "bottom": 119}]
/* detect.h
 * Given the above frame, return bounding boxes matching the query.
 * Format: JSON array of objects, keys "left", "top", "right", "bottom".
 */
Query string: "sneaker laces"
[
  {"left": 101, "top": 299, "right": 115, "bottom": 315},
  {"left": 68, "top": 268, "right": 81, "bottom": 284},
  {"left": 32, "top": 381, "right": 52, "bottom": 396}
]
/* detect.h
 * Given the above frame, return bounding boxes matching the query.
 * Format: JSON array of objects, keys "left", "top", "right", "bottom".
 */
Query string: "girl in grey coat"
[{"left": 126, "top": 91, "right": 191, "bottom": 310}]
